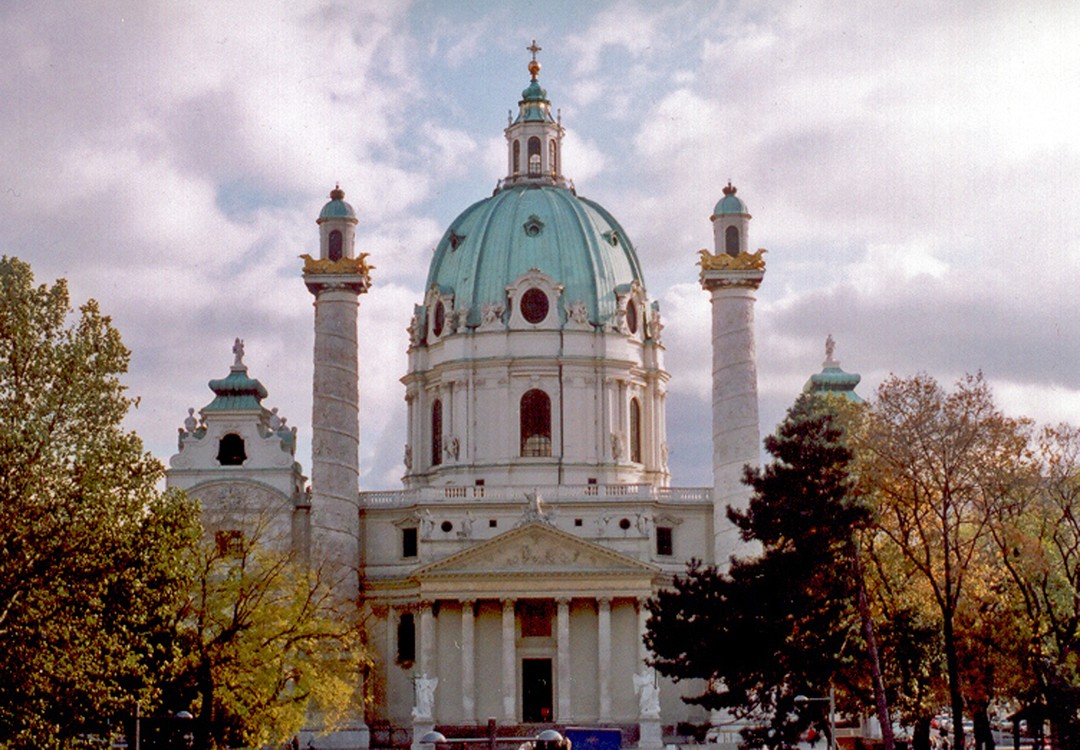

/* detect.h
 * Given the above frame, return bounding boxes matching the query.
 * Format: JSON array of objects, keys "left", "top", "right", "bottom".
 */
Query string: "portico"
[{"left": 365, "top": 523, "right": 662, "bottom": 727}]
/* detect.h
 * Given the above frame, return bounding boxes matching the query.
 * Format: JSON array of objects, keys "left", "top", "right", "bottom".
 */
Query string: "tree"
[
  {"left": 0, "top": 256, "right": 200, "bottom": 746},
  {"left": 646, "top": 394, "right": 884, "bottom": 749},
  {"left": 166, "top": 504, "right": 368, "bottom": 749},
  {"left": 858, "top": 373, "right": 1034, "bottom": 750},
  {"left": 988, "top": 424, "right": 1080, "bottom": 748}
]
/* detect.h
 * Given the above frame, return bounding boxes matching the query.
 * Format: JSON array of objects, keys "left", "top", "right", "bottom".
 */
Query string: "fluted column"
[
  {"left": 699, "top": 260, "right": 764, "bottom": 565},
  {"left": 556, "top": 598, "right": 571, "bottom": 721},
  {"left": 598, "top": 597, "right": 612, "bottom": 722},
  {"left": 502, "top": 599, "right": 516, "bottom": 721},
  {"left": 461, "top": 600, "right": 476, "bottom": 721}
]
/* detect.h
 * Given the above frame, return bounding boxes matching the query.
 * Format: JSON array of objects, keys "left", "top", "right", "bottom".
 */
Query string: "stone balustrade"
[{"left": 358, "top": 484, "right": 710, "bottom": 507}]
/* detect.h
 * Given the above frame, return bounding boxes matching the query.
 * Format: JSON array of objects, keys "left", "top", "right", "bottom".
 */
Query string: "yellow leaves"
[{"left": 182, "top": 515, "right": 368, "bottom": 748}]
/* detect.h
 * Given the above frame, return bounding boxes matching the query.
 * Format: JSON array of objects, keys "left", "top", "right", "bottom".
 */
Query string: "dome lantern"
[
  {"left": 316, "top": 184, "right": 358, "bottom": 262},
  {"left": 710, "top": 180, "right": 752, "bottom": 257},
  {"left": 502, "top": 40, "right": 569, "bottom": 190}
]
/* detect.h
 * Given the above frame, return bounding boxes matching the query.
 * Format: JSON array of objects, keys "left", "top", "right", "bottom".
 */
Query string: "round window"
[
  {"left": 440, "top": 520, "right": 453, "bottom": 533},
  {"left": 627, "top": 299, "right": 638, "bottom": 334},
  {"left": 619, "top": 518, "right": 632, "bottom": 531},
  {"left": 433, "top": 301, "right": 445, "bottom": 337},
  {"left": 520, "top": 288, "right": 549, "bottom": 324}
]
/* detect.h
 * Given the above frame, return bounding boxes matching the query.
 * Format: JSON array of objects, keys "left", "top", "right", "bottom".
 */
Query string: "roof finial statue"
[
  {"left": 824, "top": 334, "right": 837, "bottom": 366},
  {"left": 527, "top": 39, "right": 542, "bottom": 80},
  {"left": 232, "top": 337, "right": 245, "bottom": 368}
]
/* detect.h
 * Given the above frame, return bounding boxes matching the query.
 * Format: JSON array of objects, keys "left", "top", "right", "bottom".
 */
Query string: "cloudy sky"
[{"left": 3, "top": 1, "right": 1078, "bottom": 488}]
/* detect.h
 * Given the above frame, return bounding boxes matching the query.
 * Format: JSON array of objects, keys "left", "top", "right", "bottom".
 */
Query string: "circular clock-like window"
[
  {"left": 520, "top": 288, "right": 549, "bottom": 324},
  {"left": 627, "top": 299, "right": 638, "bottom": 334},
  {"left": 433, "top": 301, "right": 445, "bottom": 337}
]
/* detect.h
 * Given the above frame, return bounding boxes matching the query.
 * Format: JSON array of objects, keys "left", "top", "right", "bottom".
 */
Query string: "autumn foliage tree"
[
  {"left": 857, "top": 373, "right": 1034, "bottom": 750},
  {"left": 986, "top": 424, "right": 1080, "bottom": 747},
  {"left": 165, "top": 505, "right": 368, "bottom": 749},
  {"left": 0, "top": 256, "right": 200, "bottom": 746}
]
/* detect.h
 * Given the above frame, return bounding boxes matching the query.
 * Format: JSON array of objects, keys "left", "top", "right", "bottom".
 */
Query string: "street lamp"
[{"left": 795, "top": 686, "right": 836, "bottom": 750}]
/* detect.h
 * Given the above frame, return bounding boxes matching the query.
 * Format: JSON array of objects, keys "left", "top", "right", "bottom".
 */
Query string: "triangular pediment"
[{"left": 414, "top": 522, "right": 659, "bottom": 579}]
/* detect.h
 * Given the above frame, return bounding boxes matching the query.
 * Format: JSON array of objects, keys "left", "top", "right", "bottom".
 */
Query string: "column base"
[
  {"left": 411, "top": 719, "right": 435, "bottom": 750},
  {"left": 637, "top": 718, "right": 663, "bottom": 750}
]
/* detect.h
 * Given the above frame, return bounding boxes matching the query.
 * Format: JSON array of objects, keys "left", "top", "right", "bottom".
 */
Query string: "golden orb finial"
[
  {"left": 527, "top": 39, "right": 542, "bottom": 80},
  {"left": 330, "top": 183, "right": 345, "bottom": 201}
]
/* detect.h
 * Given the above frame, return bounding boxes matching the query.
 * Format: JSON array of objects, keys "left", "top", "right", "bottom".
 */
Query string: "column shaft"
[
  {"left": 557, "top": 599, "right": 571, "bottom": 721},
  {"left": 419, "top": 602, "right": 435, "bottom": 679},
  {"left": 598, "top": 598, "right": 612, "bottom": 722},
  {"left": 462, "top": 601, "right": 475, "bottom": 721},
  {"left": 706, "top": 282, "right": 762, "bottom": 564},
  {"left": 502, "top": 599, "right": 515, "bottom": 721},
  {"left": 309, "top": 287, "right": 361, "bottom": 584}
]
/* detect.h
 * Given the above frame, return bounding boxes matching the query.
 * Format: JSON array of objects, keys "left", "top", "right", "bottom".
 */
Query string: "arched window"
[
  {"left": 626, "top": 299, "right": 638, "bottom": 335},
  {"left": 725, "top": 225, "right": 740, "bottom": 257},
  {"left": 528, "top": 137, "right": 541, "bottom": 176},
  {"left": 629, "top": 398, "right": 642, "bottom": 464},
  {"left": 217, "top": 433, "right": 246, "bottom": 466},
  {"left": 328, "top": 230, "right": 343, "bottom": 261},
  {"left": 513, "top": 139, "right": 521, "bottom": 174},
  {"left": 549, "top": 139, "right": 557, "bottom": 175},
  {"left": 431, "top": 399, "right": 443, "bottom": 466},
  {"left": 520, "top": 389, "right": 552, "bottom": 457}
]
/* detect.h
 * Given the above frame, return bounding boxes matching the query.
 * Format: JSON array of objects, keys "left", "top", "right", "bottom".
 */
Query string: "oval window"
[
  {"left": 520, "top": 288, "right": 549, "bottom": 324},
  {"left": 627, "top": 299, "right": 638, "bottom": 334},
  {"left": 433, "top": 301, "right": 445, "bottom": 337}
]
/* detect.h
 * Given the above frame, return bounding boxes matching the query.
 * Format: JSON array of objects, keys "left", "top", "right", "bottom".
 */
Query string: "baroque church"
[{"left": 166, "top": 48, "right": 859, "bottom": 750}]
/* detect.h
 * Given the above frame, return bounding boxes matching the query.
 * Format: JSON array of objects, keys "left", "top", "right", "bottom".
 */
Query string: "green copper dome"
[
  {"left": 204, "top": 366, "right": 269, "bottom": 412},
  {"left": 426, "top": 185, "right": 645, "bottom": 328},
  {"left": 804, "top": 339, "right": 863, "bottom": 403},
  {"left": 805, "top": 366, "right": 863, "bottom": 402},
  {"left": 712, "top": 181, "right": 749, "bottom": 218},
  {"left": 317, "top": 185, "right": 357, "bottom": 223}
]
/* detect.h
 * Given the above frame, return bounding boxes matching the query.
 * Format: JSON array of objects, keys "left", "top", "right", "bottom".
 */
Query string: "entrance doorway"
[{"left": 522, "top": 658, "right": 553, "bottom": 722}]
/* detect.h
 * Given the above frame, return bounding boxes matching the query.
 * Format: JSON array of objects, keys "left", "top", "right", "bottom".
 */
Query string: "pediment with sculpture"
[{"left": 413, "top": 522, "right": 659, "bottom": 579}]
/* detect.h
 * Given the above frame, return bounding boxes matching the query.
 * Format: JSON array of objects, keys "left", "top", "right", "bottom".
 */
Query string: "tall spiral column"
[
  {"left": 303, "top": 186, "right": 371, "bottom": 592},
  {"left": 301, "top": 187, "right": 372, "bottom": 750},
  {"left": 698, "top": 182, "right": 765, "bottom": 566}
]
